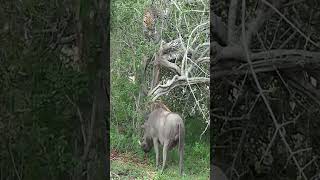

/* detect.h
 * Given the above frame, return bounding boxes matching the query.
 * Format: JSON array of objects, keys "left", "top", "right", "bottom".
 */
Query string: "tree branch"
[
  {"left": 261, "top": 0, "right": 320, "bottom": 48},
  {"left": 158, "top": 57, "right": 181, "bottom": 75},
  {"left": 211, "top": 13, "right": 228, "bottom": 46},
  {"left": 227, "top": 0, "right": 239, "bottom": 45},
  {"left": 65, "top": 94, "right": 87, "bottom": 145},
  {"left": 245, "top": 0, "right": 282, "bottom": 46},
  {"left": 241, "top": 1, "right": 307, "bottom": 179},
  {"left": 148, "top": 75, "right": 209, "bottom": 101}
]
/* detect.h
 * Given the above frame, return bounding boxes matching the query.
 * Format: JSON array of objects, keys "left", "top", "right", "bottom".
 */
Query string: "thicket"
[
  {"left": 111, "top": 0, "right": 210, "bottom": 178},
  {"left": 212, "top": 0, "right": 320, "bottom": 179}
]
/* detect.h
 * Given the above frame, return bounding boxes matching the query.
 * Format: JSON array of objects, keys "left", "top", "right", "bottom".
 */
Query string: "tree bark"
[
  {"left": 88, "top": 0, "right": 110, "bottom": 179},
  {"left": 74, "top": 0, "right": 109, "bottom": 179}
]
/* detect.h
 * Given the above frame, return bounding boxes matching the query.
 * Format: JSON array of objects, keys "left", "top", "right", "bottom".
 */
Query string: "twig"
[
  {"left": 261, "top": 0, "right": 319, "bottom": 48},
  {"left": 241, "top": 0, "right": 307, "bottom": 179},
  {"left": 229, "top": 127, "right": 247, "bottom": 179},
  {"left": 65, "top": 94, "right": 87, "bottom": 145},
  {"left": 279, "top": 31, "right": 297, "bottom": 49},
  {"left": 8, "top": 143, "right": 22, "bottom": 180},
  {"left": 82, "top": 100, "right": 96, "bottom": 162},
  {"left": 227, "top": 0, "right": 239, "bottom": 45},
  {"left": 212, "top": 113, "right": 248, "bottom": 121}
]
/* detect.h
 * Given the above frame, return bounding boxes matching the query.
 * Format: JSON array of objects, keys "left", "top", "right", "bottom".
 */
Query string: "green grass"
[
  {"left": 110, "top": 128, "right": 209, "bottom": 180},
  {"left": 111, "top": 150, "right": 209, "bottom": 180}
]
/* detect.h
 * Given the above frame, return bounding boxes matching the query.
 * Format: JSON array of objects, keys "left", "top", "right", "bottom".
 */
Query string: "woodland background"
[
  {"left": 110, "top": 0, "right": 210, "bottom": 179},
  {"left": 0, "top": 0, "right": 108, "bottom": 180}
]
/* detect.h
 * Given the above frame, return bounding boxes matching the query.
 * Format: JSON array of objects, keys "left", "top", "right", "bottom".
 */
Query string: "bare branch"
[
  {"left": 211, "top": 13, "right": 228, "bottom": 46},
  {"left": 215, "top": 45, "right": 246, "bottom": 62},
  {"left": 241, "top": 1, "right": 307, "bottom": 179},
  {"left": 261, "top": 0, "right": 320, "bottom": 48},
  {"left": 82, "top": 101, "right": 96, "bottom": 162},
  {"left": 245, "top": 0, "right": 282, "bottom": 46},
  {"left": 158, "top": 57, "right": 181, "bottom": 75},
  {"left": 148, "top": 75, "right": 209, "bottom": 101},
  {"left": 65, "top": 94, "right": 87, "bottom": 145},
  {"left": 227, "top": 0, "right": 239, "bottom": 45},
  {"left": 252, "top": 49, "right": 320, "bottom": 60}
]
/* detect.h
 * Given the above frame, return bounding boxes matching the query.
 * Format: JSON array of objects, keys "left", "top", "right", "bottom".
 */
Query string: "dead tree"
[{"left": 145, "top": 1, "right": 210, "bottom": 136}]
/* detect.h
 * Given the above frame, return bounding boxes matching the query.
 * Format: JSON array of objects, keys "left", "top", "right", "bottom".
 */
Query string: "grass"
[
  {"left": 111, "top": 149, "right": 209, "bottom": 180},
  {"left": 110, "top": 127, "right": 210, "bottom": 180}
]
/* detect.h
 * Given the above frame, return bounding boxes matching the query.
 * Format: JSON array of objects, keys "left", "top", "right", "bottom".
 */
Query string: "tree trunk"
[
  {"left": 86, "top": 0, "right": 110, "bottom": 179},
  {"left": 73, "top": 0, "right": 109, "bottom": 179}
]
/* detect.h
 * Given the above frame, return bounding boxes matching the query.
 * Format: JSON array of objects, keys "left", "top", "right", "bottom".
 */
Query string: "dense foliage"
[{"left": 111, "top": 0, "right": 210, "bottom": 178}]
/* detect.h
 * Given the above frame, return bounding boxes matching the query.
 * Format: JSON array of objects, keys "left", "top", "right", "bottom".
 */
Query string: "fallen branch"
[
  {"left": 148, "top": 75, "right": 209, "bottom": 101},
  {"left": 251, "top": 49, "right": 320, "bottom": 60}
]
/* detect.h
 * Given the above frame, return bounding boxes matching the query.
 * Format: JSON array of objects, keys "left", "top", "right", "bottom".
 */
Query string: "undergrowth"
[{"left": 110, "top": 118, "right": 210, "bottom": 179}]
